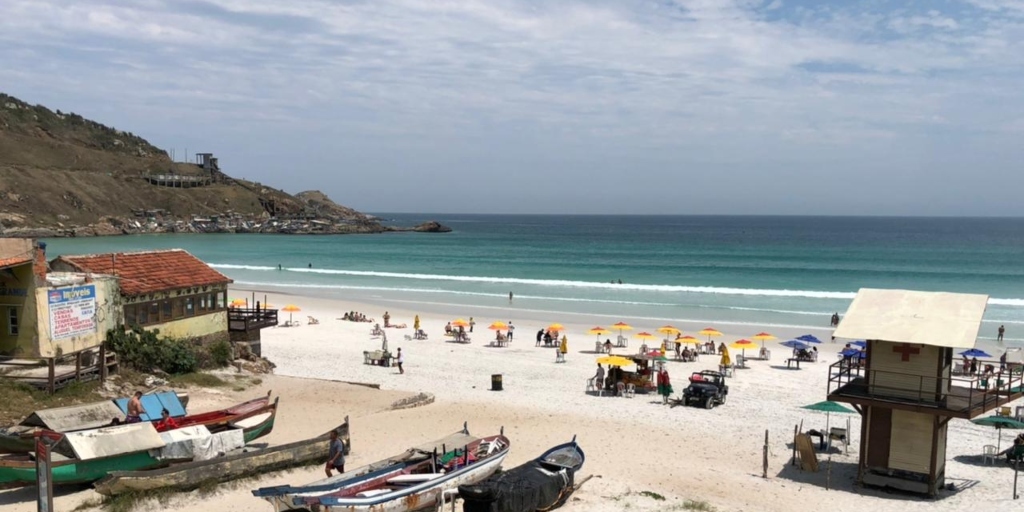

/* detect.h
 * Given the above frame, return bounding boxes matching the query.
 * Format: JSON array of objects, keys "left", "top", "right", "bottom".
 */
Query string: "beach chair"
[
  {"left": 952, "top": 362, "right": 965, "bottom": 375},
  {"left": 1016, "top": 406, "right": 1024, "bottom": 421},
  {"left": 719, "top": 364, "right": 734, "bottom": 378},
  {"left": 827, "top": 427, "right": 848, "bottom": 454},
  {"left": 735, "top": 355, "right": 747, "bottom": 369},
  {"left": 615, "top": 382, "right": 626, "bottom": 397},
  {"left": 999, "top": 406, "right": 1012, "bottom": 417},
  {"left": 617, "top": 335, "right": 628, "bottom": 348},
  {"left": 983, "top": 445, "right": 998, "bottom": 465},
  {"left": 307, "top": 316, "right": 319, "bottom": 325},
  {"left": 586, "top": 377, "right": 597, "bottom": 394},
  {"left": 594, "top": 341, "right": 603, "bottom": 353},
  {"left": 555, "top": 349, "right": 565, "bottom": 363}
]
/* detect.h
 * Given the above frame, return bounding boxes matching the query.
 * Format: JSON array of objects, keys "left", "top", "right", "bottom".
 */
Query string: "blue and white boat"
[{"left": 253, "top": 423, "right": 509, "bottom": 512}]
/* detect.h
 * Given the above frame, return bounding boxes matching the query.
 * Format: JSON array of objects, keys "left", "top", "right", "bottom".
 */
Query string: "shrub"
[
  {"left": 105, "top": 327, "right": 197, "bottom": 375},
  {"left": 208, "top": 340, "right": 233, "bottom": 367}
]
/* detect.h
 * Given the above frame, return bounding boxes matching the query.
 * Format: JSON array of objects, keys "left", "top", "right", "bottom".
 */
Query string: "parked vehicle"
[{"left": 681, "top": 371, "right": 728, "bottom": 409}]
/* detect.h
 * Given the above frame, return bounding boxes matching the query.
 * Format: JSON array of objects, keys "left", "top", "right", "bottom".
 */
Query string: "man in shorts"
[{"left": 325, "top": 430, "right": 346, "bottom": 476}]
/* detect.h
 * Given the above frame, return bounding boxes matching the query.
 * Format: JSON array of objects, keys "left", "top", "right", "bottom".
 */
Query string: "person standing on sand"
[
  {"left": 414, "top": 315, "right": 420, "bottom": 331},
  {"left": 999, "top": 325, "right": 1005, "bottom": 342},
  {"left": 383, "top": 311, "right": 391, "bottom": 328},
  {"left": 469, "top": 317, "right": 475, "bottom": 333},
  {"left": 125, "top": 391, "right": 144, "bottom": 423},
  {"left": 657, "top": 367, "right": 673, "bottom": 404},
  {"left": 325, "top": 430, "right": 345, "bottom": 477},
  {"left": 594, "top": 363, "right": 605, "bottom": 389},
  {"left": 559, "top": 335, "right": 568, "bottom": 362},
  {"left": 507, "top": 321, "right": 515, "bottom": 341},
  {"left": 396, "top": 347, "right": 404, "bottom": 374}
]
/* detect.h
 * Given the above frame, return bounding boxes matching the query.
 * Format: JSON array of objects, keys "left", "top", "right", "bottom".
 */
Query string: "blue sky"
[{"left": 2, "top": 0, "right": 1023, "bottom": 215}]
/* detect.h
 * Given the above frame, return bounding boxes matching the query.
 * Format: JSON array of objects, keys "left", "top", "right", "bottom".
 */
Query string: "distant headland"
[{"left": 0, "top": 92, "right": 448, "bottom": 238}]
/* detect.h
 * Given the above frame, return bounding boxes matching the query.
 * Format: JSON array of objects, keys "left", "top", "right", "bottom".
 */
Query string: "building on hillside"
[
  {"left": 1, "top": 239, "right": 121, "bottom": 391},
  {"left": 827, "top": 288, "right": 1024, "bottom": 496},
  {"left": 52, "top": 249, "right": 235, "bottom": 344}
]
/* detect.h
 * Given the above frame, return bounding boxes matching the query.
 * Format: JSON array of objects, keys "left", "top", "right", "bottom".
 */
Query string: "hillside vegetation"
[{"left": 0, "top": 93, "right": 381, "bottom": 236}]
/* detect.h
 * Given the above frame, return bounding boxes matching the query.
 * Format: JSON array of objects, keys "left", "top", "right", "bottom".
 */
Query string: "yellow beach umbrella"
[
  {"left": 597, "top": 355, "right": 635, "bottom": 367},
  {"left": 657, "top": 325, "right": 681, "bottom": 337},
  {"left": 489, "top": 321, "right": 508, "bottom": 330},
  {"left": 635, "top": 332, "right": 658, "bottom": 341},
  {"left": 281, "top": 304, "right": 301, "bottom": 323},
  {"left": 730, "top": 339, "right": 756, "bottom": 359},
  {"left": 677, "top": 335, "right": 701, "bottom": 345},
  {"left": 611, "top": 322, "right": 632, "bottom": 335},
  {"left": 587, "top": 326, "right": 610, "bottom": 342},
  {"left": 548, "top": 323, "right": 565, "bottom": 334},
  {"left": 752, "top": 331, "right": 777, "bottom": 347},
  {"left": 451, "top": 318, "right": 470, "bottom": 328},
  {"left": 699, "top": 327, "right": 723, "bottom": 343}
]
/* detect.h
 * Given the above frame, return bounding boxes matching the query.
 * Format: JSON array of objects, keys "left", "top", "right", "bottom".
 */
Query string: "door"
[{"left": 866, "top": 406, "right": 892, "bottom": 469}]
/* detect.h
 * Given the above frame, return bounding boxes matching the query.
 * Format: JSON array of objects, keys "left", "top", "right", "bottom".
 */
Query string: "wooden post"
[
  {"left": 74, "top": 351, "right": 82, "bottom": 384},
  {"left": 763, "top": 429, "right": 769, "bottom": 478},
  {"left": 1015, "top": 459, "right": 1020, "bottom": 500},
  {"left": 46, "top": 358, "right": 55, "bottom": 395},
  {"left": 99, "top": 345, "right": 108, "bottom": 384},
  {"left": 792, "top": 424, "right": 799, "bottom": 466},
  {"left": 826, "top": 453, "right": 833, "bottom": 490}
]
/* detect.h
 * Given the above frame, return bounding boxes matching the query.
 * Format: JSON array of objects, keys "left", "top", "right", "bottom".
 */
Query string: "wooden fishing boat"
[
  {"left": 459, "top": 437, "right": 585, "bottom": 512},
  {"left": 160, "top": 391, "right": 272, "bottom": 433},
  {"left": 254, "top": 423, "right": 509, "bottom": 512},
  {"left": 93, "top": 416, "right": 348, "bottom": 496},
  {"left": 0, "top": 391, "right": 188, "bottom": 454},
  {"left": 0, "top": 396, "right": 278, "bottom": 489}
]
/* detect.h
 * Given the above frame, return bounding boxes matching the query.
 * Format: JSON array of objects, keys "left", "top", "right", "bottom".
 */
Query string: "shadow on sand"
[{"left": 775, "top": 457, "right": 978, "bottom": 502}]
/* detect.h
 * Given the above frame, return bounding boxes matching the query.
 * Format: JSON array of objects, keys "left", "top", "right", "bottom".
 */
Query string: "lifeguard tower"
[{"left": 827, "top": 289, "right": 1024, "bottom": 496}]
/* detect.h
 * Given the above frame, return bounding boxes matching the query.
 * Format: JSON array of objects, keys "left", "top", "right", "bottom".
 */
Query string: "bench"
[
  {"left": 363, "top": 350, "right": 392, "bottom": 367},
  {"left": 786, "top": 358, "right": 801, "bottom": 369}
]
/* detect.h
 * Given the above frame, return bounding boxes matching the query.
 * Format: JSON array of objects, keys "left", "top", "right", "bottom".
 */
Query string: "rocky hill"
[{"left": 0, "top": 93, "right": 390, "bottom": 237}]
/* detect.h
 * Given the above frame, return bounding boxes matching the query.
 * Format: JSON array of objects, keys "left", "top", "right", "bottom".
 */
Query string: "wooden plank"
[{"left": 795, "top": 434, "right": 819, "bottom": 472}]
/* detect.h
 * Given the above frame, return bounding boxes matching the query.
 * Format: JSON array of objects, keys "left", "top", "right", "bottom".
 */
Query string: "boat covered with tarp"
[{"left": 459, "top": 437, "right": 584, "bottom": 512}]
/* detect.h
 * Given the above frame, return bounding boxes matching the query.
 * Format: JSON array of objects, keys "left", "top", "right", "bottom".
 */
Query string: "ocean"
[{"left": 43, "top": 215, "right": 1024, "bottom": 343}]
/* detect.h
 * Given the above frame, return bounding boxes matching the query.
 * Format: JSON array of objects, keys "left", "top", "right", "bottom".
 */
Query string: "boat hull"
[
  {"left": 94, "top": 419, "right": 348, "bottom": 496},
  {"left": 0, "top": 450, "right": 164, "bottom": 489}
]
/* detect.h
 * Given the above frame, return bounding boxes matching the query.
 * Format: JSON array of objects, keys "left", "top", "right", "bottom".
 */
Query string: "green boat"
[{"left": 0, "top": 397, "right": 277, "bottom": 488}]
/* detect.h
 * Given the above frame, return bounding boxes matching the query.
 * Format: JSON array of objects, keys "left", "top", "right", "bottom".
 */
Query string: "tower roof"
[{"left": 833, "top": 288, "right": 988, "bottom": 349}]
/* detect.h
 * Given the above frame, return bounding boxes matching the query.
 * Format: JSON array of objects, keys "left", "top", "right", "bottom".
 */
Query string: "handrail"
[{"left": 828, "top": 357, "right": 1024, "bottom": 414}]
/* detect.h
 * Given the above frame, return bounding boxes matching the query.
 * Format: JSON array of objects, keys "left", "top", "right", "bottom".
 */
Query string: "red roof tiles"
[
  {"left": 0, "top": 256, "right": 32, "bottom": 270},
  {"left": 54, "top": 249, "right": 232, "bottom": 296}
]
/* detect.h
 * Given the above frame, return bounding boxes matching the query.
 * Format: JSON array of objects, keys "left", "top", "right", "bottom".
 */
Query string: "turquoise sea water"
[{"left": 44, "top": 215, "right": 1024, "bottom": 343}]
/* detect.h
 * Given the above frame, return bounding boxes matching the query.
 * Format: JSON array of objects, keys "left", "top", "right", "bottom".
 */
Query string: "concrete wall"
[
  {"left": 32, "top": 276, "right": 121, "bottom": 358},
  {"left": 146, "top": 311, "right": 228, "bottom": 343}
]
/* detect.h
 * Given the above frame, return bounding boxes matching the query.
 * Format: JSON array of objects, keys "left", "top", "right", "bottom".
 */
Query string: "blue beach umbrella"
[
  {"left": 781, "top": 340, "right": 811, "bottom": 350},
  {"left": 840, "top": 348, "right": 864, "bottom": 358},
  {"left": 851, "top": 341, "right": 867, "bottom": 348},
  {"left": 797, "top": 334, "right": 822, "bottom": 344},
  {"left": 960, "top": 348, "right": 992, "bottom": 358}
]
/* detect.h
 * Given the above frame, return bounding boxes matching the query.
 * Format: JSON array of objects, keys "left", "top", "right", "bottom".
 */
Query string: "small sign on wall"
[{"left": 47, "top": 285, "right": 97, "bottom": 340}]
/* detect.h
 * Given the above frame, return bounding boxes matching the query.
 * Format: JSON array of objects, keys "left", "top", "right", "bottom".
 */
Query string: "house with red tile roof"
[
  {"left": 52, "top": 249, "right": 234, "bottom": 344},
  {"left": 1, "top": 239, "right": 120, "bottom": 360}
]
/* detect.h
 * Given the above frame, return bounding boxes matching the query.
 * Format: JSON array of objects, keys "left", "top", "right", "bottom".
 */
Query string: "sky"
[{"left": 2, "top": 0, "right": 1023, "bottom": 216}]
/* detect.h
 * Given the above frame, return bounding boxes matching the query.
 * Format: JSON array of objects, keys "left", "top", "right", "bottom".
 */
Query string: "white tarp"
[
  {"left": 63, "top": 423, "right": 165, "bottom": 461},
  {"left": 153, "top": 425, "right": 212, "bottom": 461},
  {"left": 834, "top": 288, "right": 988, "bottom": 349},
  {"left": 194, "top": 429, "right": 245, "bottom": 461}
]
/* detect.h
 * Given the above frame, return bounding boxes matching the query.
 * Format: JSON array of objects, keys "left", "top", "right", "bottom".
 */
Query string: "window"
[
  {"left": 185, "top": 297, "right": 195, "bottom": 317},
  {"left": 198, "top": 295, "right": 207, "bottom": 312},
  {"left": 148, "top": 302, "right": 159, "bottom": 323},
  {"left": 138, "top": 303, "right": 149, "bottom": 324},
  {"left": 6, "top": 307, "right": 17, "bottom": 336},
  {"left": 161, "top": 300, "right": 172, "bottom": 321},
  {"left": 217, "top": 292, "right": 226, "bottom": 309},
  {"left": 125, "top": 305, "right": 137, "bottom": 326},
  {"left": 208, "top": 293, "right": 217, "bottom": 311},
  {"left": 172, "top": 298, "right": 184, "bottom": 319}
]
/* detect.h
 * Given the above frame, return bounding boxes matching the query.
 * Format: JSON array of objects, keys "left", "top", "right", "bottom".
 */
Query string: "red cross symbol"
[{"left": 892, "top": 343, "right": 920, "bottom": 362}]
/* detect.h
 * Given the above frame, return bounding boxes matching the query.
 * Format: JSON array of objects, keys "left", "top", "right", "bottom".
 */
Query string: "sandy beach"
[{"left": 1, "top": 287, "right": 1020, "bottom": 512}]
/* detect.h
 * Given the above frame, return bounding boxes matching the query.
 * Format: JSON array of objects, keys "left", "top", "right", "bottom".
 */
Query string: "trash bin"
[{"left": 491, "top": 374, "right": 503, "bottom": 391}]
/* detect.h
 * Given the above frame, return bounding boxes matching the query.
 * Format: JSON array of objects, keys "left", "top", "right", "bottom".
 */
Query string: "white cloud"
[{"left": 0, "top": 0, "right": 1022, "bottom": 213}]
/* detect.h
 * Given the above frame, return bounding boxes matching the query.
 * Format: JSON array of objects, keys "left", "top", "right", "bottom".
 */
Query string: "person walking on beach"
[
  {"left": 325, "top": 430, "right": 346, "bottom": 476},
  {"left": 125, "top": 391, "right": 144, "bottom": 424},
  {"left": 396, "top": 347, "right": 404, "bottom": 374},
  {"left": 594, "top": 363, "right": 605, "bottom": 390},
  {"left": 999, "top": 325, "right": 1005, "bottom": 342},
  {"left": 469, "top": 317, "right": 475, "bottom": 333},
  {"left": 383, "top": 311, "right": 391, "bottom": 328},
  {"left": 507, "top": 321, "right": 515, "bottom": 341},
  {"left": 657, "top": 366, "right": 673, "bottom": 405}
]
